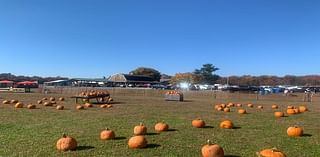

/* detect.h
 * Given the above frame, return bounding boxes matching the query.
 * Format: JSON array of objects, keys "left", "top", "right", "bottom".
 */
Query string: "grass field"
[{"left": 0, "top": 91, "right": 319, "bottom": 157}]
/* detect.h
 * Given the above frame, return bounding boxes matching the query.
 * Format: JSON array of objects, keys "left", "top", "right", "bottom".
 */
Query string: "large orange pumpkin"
[
  {"left": 155, "top": 122, "right": 169, "bottom": 132},
  {"left": 287, "top": 126, "right": 303, "bottom": 137},
  {"left": 201, "top": 140, "right": 224, "bottom": 157},
  {"left": 257, "top": 148, "right": 286, "bottom": 157},
  {"left": 274, "top": 112, "right": 284, "bottom": 118},
  {"left": 286, "top": 109, "right": 295, "bottom": 115},
  {"left": 100, "top": 128, "right": 115, "bottom": 140},
  {"left": 128, "top": 135, "right": 147, "bottom": 149},
  {"left": 219, "top": 120, "right": 233, "bottom": 129},
  {"left": 56, "top": 134, "right": 77, "bottom": 151},
  {"left": 134, "top": 123, "right": 147, "bottom": 135},
  {"left": 238, "top": 109, "right": 246, "bottom": 114},
  {"left": 192, "top": 119, "right": 206, "bottom": 128},
  {"left": 298, "top": 106, "right": 308, "bottom": 113}
]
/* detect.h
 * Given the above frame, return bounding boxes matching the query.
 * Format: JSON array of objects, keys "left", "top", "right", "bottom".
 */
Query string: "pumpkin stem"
[
  {"left": 62, "top": 133, "right": 67, "bottom": 138},
  {"left": 271, "top": 147, "right": 279, "bottom": 152},
  {"left": 139, "top": 122, "right": 144, "bottom": 126},
  {"left": 105, "top": 127, "right": 109, "bottom": 130},
  {"left": 206, "top": 139, "right": 212, "bottom": 145}
]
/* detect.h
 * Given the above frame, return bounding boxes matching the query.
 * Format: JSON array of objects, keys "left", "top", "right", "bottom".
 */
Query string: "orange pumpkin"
[
  {"left": 220, "top": 104, "right": 226, "bottom": 108},
  {"left": 134, "top": 123, "right": 147, "bottom": 135},
  {"left": 155, "top": 122, "right": 169, "bottom": 132},
  {"left": 192, "top": 119, "right": 206, "bottom": 128},
  {"left": 217, "top": 107, "right": 223, "bottom": 111},
  {"left": 27, "top": 104, "right": 36, "bottom": 109},
  {"left": 274, "top": 112, "right": 284, "bottom": 118},
  {"left": 298, "top": 106, "right": 307, "bottom": 113},
  {"left": 49, "top": 97, "right": 55, "bottom": 101},
  {"left": 287, "top": 105, "right": 294, "bottom": 109},
  {"left": 59, "top": 97, "right": 65, "bottom": 101},
  {"left": 201, "top": 140, "right": 224, "bottom": 157},
  {"left": 56, "top": 105, "right": 64, "bottom": 110},
  {"left": 293, "top": 108, "right": 299, "bottom": 114},
  {"left": 238, "top": 109, "right": 246, "bottom": 114},
  {"left": 43, "top": 102, "right": 52, "bottom": 106},
  {"left": 11, "top": 99, "right": 18, "bottom": 104},
  {"left": 15, "top": 102, "right": 24, "bottom": 108},
  {"left": 248, "top": 103, "right": 253, "bottom": 108},
  {"left": 227, "top": 102, "right": 234, "bottom": 107},
  {"left": 37, "top": 100, "right": 43, "bottom": 104},
  {"left": 257, "top": 148, "right": 286, "bottom": 157},
  {"left": 76, "top": 105, "right": 84, "bottom": 110},
  {"left": 257, "top": 105, "right": 263, "bottom": 109},
  {"left": 56, "top": 134, "right": 77, "bottom": 151},
  {"left": 100, "top": 128, "right": 115, "bottom": 140},
  {"left": 271, "top": 104, "right": 278, "bottom": 109},
  {"left": 286, "top": 109, "right": 295, "bottom": 115},
  {"left": 100, "top": 104, "right": 107, "bottom": 108},
  {"left": 128, "top": 135, "right": 147, "bottom": 149},
  {"left": 84, "top": 103, "right": 93, "bottom": 108},
  {"left": 219, "top": 120, "right": 233, "bottom": 129},
  {"left": 287, "top": 126, "right": 303, "bottom": 137},
  {"left": 42, "top": 97, "right": 47, "bottom": 101},
  {"left": 236, "top": 103, "right": 242, "bottom": 107},
  {"left": 107, "top": 104, "right": 113, "bottom": 108},
  {"left": 2, "top": 100, "right": 10, "bottom": 104},
  {"left": 223, "top": 108, "right": 230, "bottom": 112}
]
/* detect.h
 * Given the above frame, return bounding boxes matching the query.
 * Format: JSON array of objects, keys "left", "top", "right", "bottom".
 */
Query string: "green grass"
[{"left": 0, "top": 92, "right": 319, "bottom": 157}]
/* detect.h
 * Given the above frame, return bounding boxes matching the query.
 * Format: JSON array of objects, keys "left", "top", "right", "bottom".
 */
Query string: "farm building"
[
  {"left": 107, "top": 73, "right": 158, "bottom": 87},
  {"left": 43, "top": 80, "right": 73, "bottom": 86},
  {"left": 15, "top": 81, "right": 39, "bottom": 88},
  {"left": 71, "top": 78, "right": 108, "bottom": 87}
]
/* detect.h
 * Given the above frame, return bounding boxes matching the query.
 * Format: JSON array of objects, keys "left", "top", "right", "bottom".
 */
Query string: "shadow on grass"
[
  {"left": 145, "top": 144, "right": 161, "bottom": 149},
  {"left": 166, "top": 129, "right": 178, "bottom": 132},
  {"left": 146, "top": 133, "right": 159, "bottom": 136},
  {"left": 203, "top": 126, "right": 214, "bottom": 129},
  {"left": 225, "top": 155, "right": 241, "bottom": 157},
  {"left": 232, "top": 127, "right": 241, "bottom": 129},
  {"left": 302, "top": 134, "right": 312, "bottom": 137},
  {"left": 114, "top": 136, "right": 126, "bottom": 140},
  {"left": 77, "top": 146, "right": 95, "bottom": 151},
  {"left": 181, "top": 100, "right": 193, "bottom": 102}
]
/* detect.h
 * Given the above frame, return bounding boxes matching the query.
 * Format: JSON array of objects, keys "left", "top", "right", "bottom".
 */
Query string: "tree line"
[{"left": 0, "top": 73, "right": 68, "bottom": 84}]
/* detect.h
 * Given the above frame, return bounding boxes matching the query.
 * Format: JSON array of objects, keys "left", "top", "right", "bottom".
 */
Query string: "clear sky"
[{"left": 0, "top": 0, "right": 319, "bottom": 78}]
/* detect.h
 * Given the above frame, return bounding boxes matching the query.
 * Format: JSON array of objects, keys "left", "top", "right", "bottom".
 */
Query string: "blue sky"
[{"left": 0, "top": 0, "right": 319, "bottom": 78}]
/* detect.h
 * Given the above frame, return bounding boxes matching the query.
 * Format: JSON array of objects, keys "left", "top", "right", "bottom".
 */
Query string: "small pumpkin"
[
  {"left": 11, "top": 99, "right": 18, "bottom": 104},
  {"left": 293, "top": 108, "right": 300, "bottom": 114},
  {"left": 247, "top": 103, "right": 253, "bottom": 108},
  {"left": 272, "top": 104, "right": 278, "bottom": 109},
  {"left": 37, "top": 100, "right": 43, "bottom": 104},
  {"left": 27, "top": 104, "right": 36, "bottom": 109},
  {"left": 274, "top": 111, "right": 284, "bottom": 118},
  {"left": 2, "top": 100, "right": 10, "bottom": 104},
  {"left": 107, "top": 104, "right": 113, "bottom": 108},
  {"left": 217, "top": 107, "right": 223, "bottom": 111},
  {"left": 128, "top": 135, "right": 147, "bottom": 149},
  {"left": 100, "top": 128, "right": 115, "bottom": 140},
  {"left": 238, "top": 109, "right": 246, "bottom": 114},
  {"left": 50, "top": 101, "right": 57, "bottom": 105},
  {"left": 155, "top": 122, "right": 169, "bottom": 132},
  {"left": 257, "top": 105, "right": 263, "bottom": 109},
  {"left": 286, "top": 109, "right": 295, "bottom": 115},
  {"left": 287, "top": 126, "right": 303, "bottom": 137},
  {"left": 56, "top": 105, "right": 64, "bottom": 110},
  {"left": 43, "top": 102, "right": 52, "bottom": 106},
  {"left": 227, "top": 102, "right": 234, "bottom": 108},
  {"left": 42, "top": 97, "right": 48, "bottom": 101},
  {"left": 56, "top": 134, "right": 77, "bottom": 151},
  {"left": 84, "top": 103, "right": 93, "bottom": 108},
  {"left": 201, "top": 140, "right": 224, "bottom": 157},
  {"left": 236, "top": 103, "right": 242, "bottom": 107},
  {"left": 100, "top": 104, "right": 107, "bottom": 108},
  {"left": 108, "top": 97, "right": 114, "bottom": 102},
  {"left": 287, "top": 105, "right": 294, "bottom": 109},
  {"left": 134, "top": 123, "right": 147, "bottom": 135},
  {"left": 59, "top": 97, "right": 65, "bottom": 101},
  {"left": 219, "top": 120, "right": 233, "bottom": 129},
  {"left": 15, "top": 102, "right": 24, "bottom": 108},
  {"left": 76, "top": 105, "right": 84, "bottom": 110},
  {"left": 192, "top": 119, "right": 206, "bottom": 128},
  {"left": 223, "top": 108, "right": 230, "bottom": 112},
  {"left": 220, "top": 104, "right": 226, "bottom": 108},
  {"left": 298, "top": 106, "right": 307, "bottom": 113},
  {"left": 257, "top": 148, "right": 286, "bottom": 157},
  {"left": 49, "top": 97, "right": 55, "bottom": 101}
]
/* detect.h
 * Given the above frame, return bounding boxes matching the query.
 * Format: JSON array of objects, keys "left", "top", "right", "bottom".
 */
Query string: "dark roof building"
[{"left": 108, "top": 73, "right": 158, "bottom": 86}]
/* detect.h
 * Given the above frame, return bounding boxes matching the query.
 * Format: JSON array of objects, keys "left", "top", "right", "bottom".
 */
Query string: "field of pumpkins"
[{"left": 0, "top": 91, "right": 319, "bottom": 156}]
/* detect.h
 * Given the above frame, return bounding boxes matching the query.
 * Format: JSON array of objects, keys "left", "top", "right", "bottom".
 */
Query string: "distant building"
[
  {"left": 0, "top": 80, "right": 14, "bottom": 88},
  {"left": 44, "top": 80, "right": 72, "bottom": 86},
  {"left": 107, "top": 73, "right": 158, "bottom": 87}
]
